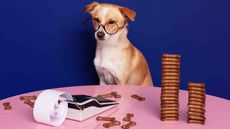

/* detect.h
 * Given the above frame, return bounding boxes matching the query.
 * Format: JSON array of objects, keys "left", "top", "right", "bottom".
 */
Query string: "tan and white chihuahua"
[{"left": 85, "top": 2, "right": 153, "bottom": 86}]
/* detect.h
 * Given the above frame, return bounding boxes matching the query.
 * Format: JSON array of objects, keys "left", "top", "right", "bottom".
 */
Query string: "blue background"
[{"left": 0, "top": 0, "right": 230, "bottom": 99}]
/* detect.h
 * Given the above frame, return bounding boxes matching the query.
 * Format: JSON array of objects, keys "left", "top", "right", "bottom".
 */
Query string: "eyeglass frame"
[{"left": 94, "top": 20, "right": 127, "bottom": 35}]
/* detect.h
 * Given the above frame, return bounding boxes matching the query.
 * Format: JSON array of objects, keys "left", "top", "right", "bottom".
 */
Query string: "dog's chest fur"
[{"left": 94, "top": 43, "right": 125, "bottom": 84}]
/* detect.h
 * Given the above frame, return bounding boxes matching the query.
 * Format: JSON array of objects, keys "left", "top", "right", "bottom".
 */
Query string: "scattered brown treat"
[
  {"left": 121, "top": 121, "right": 136, "bottom": 129},
  {"left": 131, "top": 94, "right": 145, "bottom": 101},
  {"left": 97, "top": 93, "right": 114, "bottom": 99},
  {"left": 3, "top": 102, "right": 12, "bottom": 110},
  {"left": 20, "top": 95, "right": 37, "bottom": 101},
  {"left": 103, "top": 120, "right": 121, "bottom": 128},
  {"left": 160, "top": 54, "right": 181, "bottom": 121},
  {"left": 4, "top": 106, "right": 12, "bottom": 110},
  {"left": 187, "top": 82, "right": 206, "bottom": 125},
  {"left": 24, "top": 100, "right": 34, "bottom": 108},
  {"left": 96, "top": 116, "right": 115, "bottom": 122},
  {"left": 123, "top": 113, "right": 134, "bottom": 121},
  {"left": 111, "top": 91, "right": 121, "bottom": 98},
  {"left": 3, "top": 102, "right": 10, "bottom": 106},
  {"left": 97, "top": 91, "right": 121, "bottom": 99}
]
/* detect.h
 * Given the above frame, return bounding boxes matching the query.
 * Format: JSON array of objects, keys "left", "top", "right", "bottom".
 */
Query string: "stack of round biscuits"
[
  {"left": 187, "top": 82, "right": 206, "bottom": 125},
  {"left": 160, "top": 54, "right": 181, "bottom": 121}
]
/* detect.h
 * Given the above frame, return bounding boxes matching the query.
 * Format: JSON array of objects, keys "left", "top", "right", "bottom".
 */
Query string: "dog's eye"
[
  {"left": 108, "top": 20, "right": 116, "bottom": 24},
  {"left": 93, "top": 18, "right": 100, "bottom": 23}
]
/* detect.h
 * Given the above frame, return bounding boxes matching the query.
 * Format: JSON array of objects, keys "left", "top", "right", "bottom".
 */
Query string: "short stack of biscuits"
[
  {"left": 187, "top": 82, "right": 206, "bottom": 125},
  {"left": 160, "top": 54, "right": 181, "bottom": 121}
]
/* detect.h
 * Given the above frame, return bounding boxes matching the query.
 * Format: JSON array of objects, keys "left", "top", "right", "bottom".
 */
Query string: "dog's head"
[{"left": 85, "top": 2, "right": 136, "bottom": 41}]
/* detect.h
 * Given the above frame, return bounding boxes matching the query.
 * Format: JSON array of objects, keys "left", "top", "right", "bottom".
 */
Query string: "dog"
[{"left": 85, "top": 2, "right": 153, "bottom": 86}]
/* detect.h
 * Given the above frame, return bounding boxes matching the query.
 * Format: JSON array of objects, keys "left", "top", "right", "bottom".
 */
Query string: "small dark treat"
[
  {"left": 4, "top": 105, "right": 12, "bottom": 110},
  {"left": 3, "top": 102, "right": 10, "bottom": 106},
  {"left": 96, "top": 116, "right": 115, "bottom": 122},
  {"left": 121, "top": 121, "right": 136, "bottom": 129},
  {"left": 103, "top": 120, "right": 120, "bottom": 128},
  {"left": 131, "top": 94, "right": 145, "bottom": 101},
  {"left": 24, "top": 100, "right": 34, "bottom": 108},
  {"left": 3, "top": 102, "right": 12, "bottom": 110},
  {"left": 111, "top": 91, "right": 121, "bottom": 98},
  {"left": 97, "top": 93, "right": 114, "bottom": 99},
  {"left": 20, "top": 95, "right": 37, "bottom": 101},
  {"left": 123, "top": 113, "right": 134, "bottom": 121}
]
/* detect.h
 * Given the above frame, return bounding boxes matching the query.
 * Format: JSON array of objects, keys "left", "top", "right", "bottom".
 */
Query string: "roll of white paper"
[{"left": 33, "top": 90, "right": 72, "bottom": 126}]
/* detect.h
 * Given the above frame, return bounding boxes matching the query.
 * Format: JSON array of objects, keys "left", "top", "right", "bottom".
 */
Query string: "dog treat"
[
  {"left": 3, "top": 102, "right": 12, "bottom": 110},
  {"left": 123, "top": 113, "right": 134, "bottom": 121},
  {"left": 187, "top": 82, "right": 206, "bottom": 125},
  {"left": 24, "top": 100, "right": 34, "bottom": 108},
  {"left": 160, "top": 54, "right": 181, "bottom": 121},
  {"left": 20, "top": 95, "right": 37, "bottom": 101},
  {"left": 121, "top": 121, "right": 136, "bottom": 129},
  {"left": 97, "top": 91, "right": 121, "bottom": 99},
  {"left": 131, "top": 94, "right": 145, "bottom": 101},
  {"left": 96, "top": 116, "right": 115, "bottom": 122},
  {"left": 103, "top": 120, "right": 121, "bottom": 128},
  {"left": 3, "top": 102, "right": 10, "bottom": 106},
  {"left": 111, "top": 91, "right": 121, "bottom": 98},
  {"left": 97, "top": 93, "right": 113, "bottom": 98}
]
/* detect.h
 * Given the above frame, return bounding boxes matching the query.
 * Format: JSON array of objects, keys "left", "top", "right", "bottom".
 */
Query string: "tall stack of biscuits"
[
  {"left": 187, "top": 82, "right": 206, "bottom": 125},
  {"left": 160, "top": 54, "right": 181, "bottom": 121}
]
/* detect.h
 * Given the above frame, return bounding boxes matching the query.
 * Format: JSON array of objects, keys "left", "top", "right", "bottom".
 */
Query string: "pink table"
[{"left": 0, "top": 85, "right": 230, "bottom": 129}]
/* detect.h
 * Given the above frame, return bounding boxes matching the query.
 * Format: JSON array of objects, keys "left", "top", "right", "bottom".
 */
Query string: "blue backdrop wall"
[{"left": 0, "top": 0, "right": 230, "bottom": 99}]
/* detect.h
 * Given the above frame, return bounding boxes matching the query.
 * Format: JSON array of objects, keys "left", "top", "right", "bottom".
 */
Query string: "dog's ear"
[
  {"left": 85, "top": 2, "right": 99, "bottom": 14},
  {"left": 119, "top": 7, "right": 136, "bottom": 21}
]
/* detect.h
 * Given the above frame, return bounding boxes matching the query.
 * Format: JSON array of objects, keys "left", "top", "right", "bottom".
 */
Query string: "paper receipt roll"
[{"left": 33, "top": 90, "right": 72, "bottom": 126}]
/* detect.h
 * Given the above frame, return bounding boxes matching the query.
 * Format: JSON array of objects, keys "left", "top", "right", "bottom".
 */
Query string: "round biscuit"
[
  {"left": 189, "top": 94, "right": 206, "bottom": 99},
  {"left": 188, "top": 108, "right": 205, "bottom": 113},
  {"left": 162, "top": 69, "right": 180, "bottom": 73},
  {"left": 161, "top": 83, "right": 180, "bottom": 86},
  {"left": 161, "top": 102, "right": 179, "bottom": 105},
  {"left": 161, "top": 106, "right": 179, "bottom": 111},
  {"left": 161, "top": 90, "right": 179, "bottom": 94},
  {"left": 187, "top": 111, "right": 205, "bottom": 117},
  {"left": 188, "top": 82, "right": 205, "bottom": 87},
  {"left": 188, "top": 101, "right": 205, "bottom": 106},
  {"left": 161, "top": 93, "right": 179, "bottom": 97},
  {"left": 189, "top": 98, "right": 206, "bottom": 103},
  {"left": 187, "top": 119, "right": 205, "bottom": 125},
  {"left": 188, "top": 105, "right": 205, "bottom": 110},
  {"left": 161, "top": 97, "right": 179, "bottom": 101},
  {"left": 162, "top": 54, "right": 181, "bottom": 58},
  {"left": 189, "top": 90, "right": 206, "bottom": 95},
  {"left": 162, "top": 65, "right": 181, "bottom": 69},
  {"left": 161, "top": 117, "right": 179, "bottom": 121},
  {"left": 188, "top": 115, "right": 206, "bottom": 121},
  {"left": 161, "top": 85, "right": 180, "bottom": 89},
  {"left": 188, "top": 88, "right": 206, "bottom": 92},
  {"left": 162, "top": 61, "right": 180, "bottom": 65},
  {"left": 162, "top": 76, "right": 180, "bottom": 80},
  {"left": 161, "top": 80, "right": 180, "bottom": 83}
]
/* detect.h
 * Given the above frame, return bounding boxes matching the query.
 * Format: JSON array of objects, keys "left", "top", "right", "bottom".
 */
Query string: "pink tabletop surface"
[{"left": 0, "top": 85, "right": 230, "bottom": 129}]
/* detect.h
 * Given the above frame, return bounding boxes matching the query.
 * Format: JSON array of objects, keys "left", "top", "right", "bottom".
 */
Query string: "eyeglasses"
[
  {"left": 94, "top": 21, "right": 126, "bottom": 35},
  {"left": 83, "top": 17, "right": 126, "bottom": 35}
]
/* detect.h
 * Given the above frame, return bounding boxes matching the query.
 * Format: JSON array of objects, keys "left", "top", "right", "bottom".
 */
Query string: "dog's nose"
[{"left": 97, "top": 32, "right": 105, "bottom": 39}]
